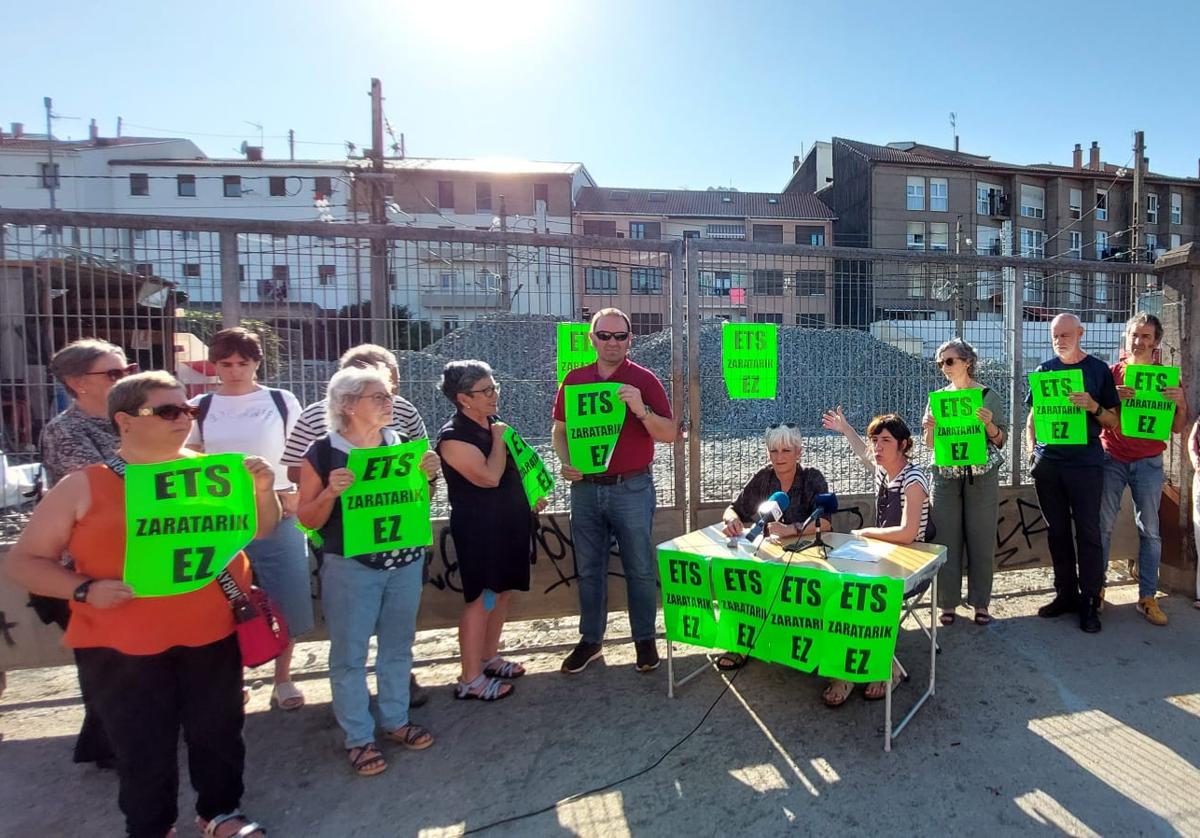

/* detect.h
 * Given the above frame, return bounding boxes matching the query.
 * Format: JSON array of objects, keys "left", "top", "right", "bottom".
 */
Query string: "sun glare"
[{"left": 400, "top": 0, "right": 558, "bottom": 46}]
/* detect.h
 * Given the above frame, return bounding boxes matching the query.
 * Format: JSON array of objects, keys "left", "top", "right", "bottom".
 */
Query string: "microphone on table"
[
  {"left": 794, "top": 492, "right": 839, "bottom": 536},
  {"left": 745, "top": 491, "right": 790, "bottom": 542}
]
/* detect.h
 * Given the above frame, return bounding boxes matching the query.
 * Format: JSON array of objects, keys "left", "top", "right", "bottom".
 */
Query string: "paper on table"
[{"left": 826, "top": 539, "right": 886, "bottom": 563}]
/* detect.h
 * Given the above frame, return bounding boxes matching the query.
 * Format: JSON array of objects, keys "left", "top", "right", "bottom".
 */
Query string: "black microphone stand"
[{"left": 786, "top": 512, "right": 831, "bottom": 560}]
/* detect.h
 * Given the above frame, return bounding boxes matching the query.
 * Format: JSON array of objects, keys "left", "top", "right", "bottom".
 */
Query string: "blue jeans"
[
  {"left": 1099, "top": 453, "right": 1163, "bottom": 599},
  {"left": 569, "top": 472, "right": 658, "bottom": 644},
  {"left": 244, "top": 514, "right": 315, "bottom": 637},
  {"left": 320, "top": 556, "right": 423, "bottom": 749}
]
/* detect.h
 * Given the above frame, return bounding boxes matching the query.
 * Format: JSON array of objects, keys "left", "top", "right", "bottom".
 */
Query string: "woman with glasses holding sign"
[
  {"left": 5, "top": 370, "right": 277, "bottom": 838},
  {"left": 715, "top": 422, "right": 829, "bottom": 671},
  {"left": 920, "top": 338, "right": 1006, "bottom": 627},
  {"left": 297, "top": 364, "right": 441, "bottom": 777},
  {"left": 437, "top": 360, "right": 549, "bottom": 701}
]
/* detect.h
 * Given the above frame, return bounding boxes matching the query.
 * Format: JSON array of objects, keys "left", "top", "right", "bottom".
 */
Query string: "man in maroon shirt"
[
  {"left": 552, "top": 308, "right": 676, "bottom": 674},
  {"left": 1099, "top": 312, "right": 1188, "bottom": 625}
]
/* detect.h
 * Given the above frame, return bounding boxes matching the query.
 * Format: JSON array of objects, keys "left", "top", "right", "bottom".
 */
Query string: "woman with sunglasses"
[
  {"left": 437, "top": 361, "right": 546, "bottom": 701},
  {"left": 820, "top": 408, "right": 933, "bottom": 706},
  {"left": 5, "top": 371, "right": 277, "bottom": 837},
  {"left": 297, "top": 364, "right": 441, "bottom": 777},
  {"left": 921, "top": 338, "right": 1006, "bottom": 627},
  {"left": 716, "top": 422, "right": 829, "bottom": 671}
]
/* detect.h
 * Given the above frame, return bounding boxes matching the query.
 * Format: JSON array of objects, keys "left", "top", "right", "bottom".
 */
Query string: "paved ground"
[{"left": 2, "top": 568, "right": 1199, "bottom": 837}]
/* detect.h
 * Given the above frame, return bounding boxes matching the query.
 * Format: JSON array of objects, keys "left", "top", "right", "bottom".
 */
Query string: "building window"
[
  {"left": 796, "top": 313, "right": 826, "bottom": 327},
  {"left": 906, "top": 221, "right": 925, "bottom": 251},
  {"left": 533, "top": 182, "right": 549, "bottom": 207},
  {"left": 795, "top": 270, "right": 826, "bottom": 296},
  {"left": 582, "top": 219, "right": 616, "bottom": 237},
  {"left": 1019, "top": 184, "right": 1044, "bottom": 219},
  {"left": 1095, "top": 273, "right": 1110, "bottom": 304},
  {"left": 977, "top": 225, "right": 1001, "bottom": 256},
  {"left": 905, "top": 265, "right": 926, "bottom": 298},
  {"left": 584, "top": 267, "right": 617, "bottom": 293},
  {"left": 133, "top": 229, "right": 145, "bottom": 241},
  {"left": 630, "top": 312, "right": 663, "bottom": 335},
  {"left": 135, "top": 263, "right": 154, "bottom": 276},
  {"left": 628, "top": 222, "right": 661, "bottom": 240},
  {"left": 706, "top": 224, "right": 746, "bottom": 239},
  {"left": 906, "top": 176, "right": 925, "bottom": 210},
  {"left": 1170, "top": 234, "right": 1181, "bottom": 249},
  {"left": 929, "top": 222, "right": 949, "bottom": 252},
  {"left": 977, "top": 182, "right": 1000, "bottom": 216},
  {"left": 1170, "top": 193, "right": 1182, "bottom": 225},
  {"left": 753, "top": 313, "right": 784, "bottom": 325},
  {"left": 795, "top": 225, "right": 824, "bottom": 245},
  {"left": 752, "top": 224, "right": 783, "bottom": 243},
  {"left": 314, "top": 177, "right": 332, "bottom": 198},
  {"left": 177, "top": 174, "right": 196, "bottom": 197},
  {"left": 1069, "top": 188, "right": 1082, "bottom": 220},
  {"left": 40, "top": 162, "right": 60, "bottom": 189},
  {"left": 476, "top": 182, "right": 492, "bottom": 212},
  {"left": 702, "top": 270, "right": 743, "bottom": 296},
  {"left": 631, "top": 267, "right": 663, "bottom": 294},
  {"left": 269, "top": 176, "right": 287, "bottom": 197},
  {"left": 223, "top": 176, "right": 242, "bottom": 198},
  {"left": 239, "top": 265, "right": 247, "bottom": 282},
  {"left": 1146, "top": 193, "right": 1158, "bottom": 224},
  {"left": 437, "top": 181, "right": 454, "bottom": 210},
  {"left": 1019, "top": 228, "right": 1045, "bottom": 259},
  {"left": 1065, "top": 272, "right": 1084, "bottom": 306},
  {"left": 182, "top": 263, "right": 201, "bottom": 277},
  {"left": 1095, "top": 230, "right": 1109, "bottom": 258},
  {"left": 1023, "top": 270, "right": 1044, "bottom": 304},
  {"left": 1096, "top": 188, "right": 1108, "bottom": 221},
  {"left": 179, "top": 230, "right": 198, "bottom": 241},
  {"left": 752, "top": 269, "right": 785, "bottom": 295},
  {"left": 930, "top": 178, "right": 948, "bottom": 212},
  {"left": 129, "top": 173, "right": 149, "bottom": 196},
  {"left": 1069, "top": 230, "right": 1083, "bottom": 259},
  {"left": 683, "top": 230, "right": 700, "bottom": 239},
  {"left": 1145, "top": 234, "right": 1158, "bottom": 258},
  {"left": 318, "top": 264, "right": 336, "bottom": 285}
]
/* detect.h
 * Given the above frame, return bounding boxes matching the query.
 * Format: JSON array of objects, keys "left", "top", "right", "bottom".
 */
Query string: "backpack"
[{"left": 196, "top": 388, "right": 290, "bottom": 447}]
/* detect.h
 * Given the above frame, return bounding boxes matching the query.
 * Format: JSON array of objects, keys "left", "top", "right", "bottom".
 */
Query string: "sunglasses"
[
  {"left": 767, "top": 423, "right": 798, "bottom": 430},
  {"left": 936, "top": 357, "right": 962, "bottom": 368},
  {"left": 465, "top": 384, "right": 501, "bottom": 398},
  {"left": 134, "top": 403, "right": 199, "bottom": 421},
  {"left": 85, "top": 363, "right": 139, "bottom": 382},
  {"left": 593, "top": 331, "right": 629, "bottom": 342}
]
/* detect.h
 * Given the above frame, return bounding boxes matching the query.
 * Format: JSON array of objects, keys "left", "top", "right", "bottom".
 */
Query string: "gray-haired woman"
[
  {"left": 921, "top": 337, "right": 1007, "bottom": 626},
  {"left": 297, "top": 364, "right": 441, "bottom": 777}
]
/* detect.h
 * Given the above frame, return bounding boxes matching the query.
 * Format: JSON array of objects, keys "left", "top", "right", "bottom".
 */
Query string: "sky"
[{"left": 4, "top": 0, "right": 1199, "bottom": 193}]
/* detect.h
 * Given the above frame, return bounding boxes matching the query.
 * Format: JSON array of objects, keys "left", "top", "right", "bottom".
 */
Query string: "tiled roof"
[{"left": 574, "top": 187, "right": 834, "bottom": 219}]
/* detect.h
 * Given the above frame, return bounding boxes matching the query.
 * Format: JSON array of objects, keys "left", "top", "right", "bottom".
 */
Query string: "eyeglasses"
[
  {"left": 767, "top": 423, "right": 798, "bottom": 430},
  {"left": 593, "top": 331, "right": 629, "bottom": 342},
  {"left": 134, "top": 403, "right": 199, "bottom": 421},
  {"left": 85, "top": 364, "right": 139, "bottom": 382},
  {"left": 936, "top": 357, "right": 961, "bottom": 368},
  {"left": 356, "top": 392, "right": 392, "bottom": 406},
  {"left": 465, "top": 384, "right": 501, "bottom": 398}
]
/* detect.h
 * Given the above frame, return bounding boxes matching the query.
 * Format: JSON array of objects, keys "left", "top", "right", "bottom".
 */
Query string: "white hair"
[
  {"left": 764, "top": 424, "right": 805, "bottom": 452},
  {"left": 325, "top": 364, "right": 392, "bottom": 433}
]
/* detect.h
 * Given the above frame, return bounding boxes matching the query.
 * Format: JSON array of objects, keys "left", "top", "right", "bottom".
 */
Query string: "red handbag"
[{"left": 216, "top": 570, "right": 290, "bottom": 668}]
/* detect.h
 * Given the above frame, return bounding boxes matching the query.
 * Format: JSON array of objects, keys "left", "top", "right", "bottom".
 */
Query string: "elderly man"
[
  {"left": 552, "top": 308, "right": 676, "bottom": 674},
  {"left": 1024, "top": 313, "right": 1120, "bottom": 633}
]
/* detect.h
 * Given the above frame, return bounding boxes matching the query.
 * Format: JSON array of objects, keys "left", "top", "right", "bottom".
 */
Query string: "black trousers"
[
  {"left": 76, "top": 634, "right": 245, "bottom": 838},
  {"left": 1032, "top": 458, "right": 1105, "bottom": 601}
]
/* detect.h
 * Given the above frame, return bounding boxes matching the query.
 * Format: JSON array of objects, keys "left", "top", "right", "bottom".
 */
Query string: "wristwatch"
[
  {"left": 73, "top": 579, "right": 96, "bottom": 603},
  {"left": 1091, "top": 406, "right": 1103, "bottom": 418}
]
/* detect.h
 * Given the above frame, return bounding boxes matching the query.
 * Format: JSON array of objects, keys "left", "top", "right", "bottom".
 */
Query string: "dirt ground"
[{"left": 2, "top": 566, "right": 1200, "bottom": 837}]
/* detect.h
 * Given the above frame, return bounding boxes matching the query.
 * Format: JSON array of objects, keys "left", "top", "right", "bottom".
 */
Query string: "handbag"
[{"left": 215, "top": 569, "right": 290, "bottom": 668}]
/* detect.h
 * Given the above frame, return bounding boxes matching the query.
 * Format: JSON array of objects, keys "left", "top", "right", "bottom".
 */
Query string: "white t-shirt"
[{"left": 186, "top": 388, "right": 302, "bottom": 490}]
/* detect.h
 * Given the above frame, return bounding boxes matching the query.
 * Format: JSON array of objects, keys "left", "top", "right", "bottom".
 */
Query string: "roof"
[
  {"left": 373, "top": 157, "right": 589, "bottom": 177},
  {"left": 109, "top": 158, "right": 350, "bottom": 170},
  {"left": 574, "top": 187, "right": 834, "bottom": 220},
  {"left": 0, "top": 135, "right": 190, "bottom": 152}
]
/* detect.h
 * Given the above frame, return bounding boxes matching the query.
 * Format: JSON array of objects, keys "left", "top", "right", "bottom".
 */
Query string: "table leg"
[{"left": 886, "top": 574, "right": 940, "bottom": 750}]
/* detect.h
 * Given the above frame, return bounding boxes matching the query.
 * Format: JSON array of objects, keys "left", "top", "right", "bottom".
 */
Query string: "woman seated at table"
[
  {"left": 716, "top": 422, "right": 829, "bottom": 671},
  {"left": 819, "top": 407, "right": 935, "bottom": 706}
]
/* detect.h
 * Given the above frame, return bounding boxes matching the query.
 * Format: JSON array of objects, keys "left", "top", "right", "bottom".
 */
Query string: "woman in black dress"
[{"left": 437, "top": 360, "right": 544, "bottom": 701}]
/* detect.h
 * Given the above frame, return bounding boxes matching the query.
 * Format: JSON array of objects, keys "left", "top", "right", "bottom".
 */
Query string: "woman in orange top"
[{"left": 4, "top": 371, "right": 279, "bottom": 838}]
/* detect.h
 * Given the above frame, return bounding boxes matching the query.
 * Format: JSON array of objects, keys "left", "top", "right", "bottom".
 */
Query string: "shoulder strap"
[
  {"left": 316, "top": 435, "right": 334, "bottom": 483},
  {"left": 196, "top": 394, "right": 214, "bottom": 446},
  {"left": 266, "top": 388, "right": 289, "bottom": 444}
]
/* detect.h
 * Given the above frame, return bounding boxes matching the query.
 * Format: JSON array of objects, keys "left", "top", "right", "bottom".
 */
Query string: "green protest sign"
[
  {"left": 658, "top": 549, "right": 718, "bottom": 648},
  {"left": 341, "top": 439, "right": 432, "bottom": 557},
  {"left": 557, "top": 322, "right": 597, "bottom": 386},
  {"left": 1030, "top": 369, "right": 1087, "bottom": 445},
  {"left": 1120, "top": 364, "right": 1179, "bottom": 441},
  {"left": 123, "top": 453, "right": 256, "bottom": 597},
  {"left": 504, "top": 426, "right": 555, "bottom": 508},
  {"left": 563, "top": 382, "right": 627, "bottom": 474},
  {"left": 711, "top": 557, "right": 784, "bottom": 658},
  {"left": 757, "top": 566, "right": 835, "bottom": 673},
  {"left": 722, "top": 322, "right": 778, "bottom": 399},
  {"left": 930, "top": 388, "right": 987, "bottom": 467},
  {"left": 818, "top": 573, "right": 903, "bottom": 683}
]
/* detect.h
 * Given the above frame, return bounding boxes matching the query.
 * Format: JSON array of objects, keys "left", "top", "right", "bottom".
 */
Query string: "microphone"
[
  {"left": 745, "top": 491, "right": 790, "bottom": 542},
  {"left": 793, "top": 492, "right": 838, "bottom": 537}
]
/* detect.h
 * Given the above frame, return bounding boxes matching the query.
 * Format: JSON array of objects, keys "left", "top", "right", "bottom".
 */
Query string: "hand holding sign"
[
  {"left": 930, "top": 389, "right": 986, "bottom": 467},
  {"left": 325, "top": 468, "right": 356, "bottom": 496},
  {"left": 1119, "top": 364, "right": 1180, "bottom": 441},
  {"left": 564, "top": 383, "right": 627, "bottom": 475},
  {"left": 244, "top": 455, "right": 276, "bottom": 493},
  {"left": 341, "top": 439, "right": 434, "bottom": 556},
  {"left": 1030, "top": 369, "right": 1087, "bottom": 445},
  {"left": 503, "top": 426, "right": 555, "bottom": 509}
]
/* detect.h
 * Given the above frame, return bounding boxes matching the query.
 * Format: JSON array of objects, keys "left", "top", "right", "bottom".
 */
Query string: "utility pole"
[
  {"left": 498, "top": 194, "right": 511, "bottom": 311},
  {"left": 288, "top": 129, "right": 295, "bottom": 161},
  {"left": 44, "top": 97, "right": 56, "bottom": 211},
  {"left": 953, "top": 216, "right": 964, "bottom": 338},
  {"left": 368, "top": 78, "right": 390, "bottom": 346},
  {"left": 1131, "top": 130, "right": 1146, "bottom": 299}
]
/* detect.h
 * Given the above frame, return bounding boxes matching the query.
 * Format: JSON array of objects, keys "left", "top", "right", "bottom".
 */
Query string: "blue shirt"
[{"left": 1024, "top": 354, "right": 1119, "bottom": 466}]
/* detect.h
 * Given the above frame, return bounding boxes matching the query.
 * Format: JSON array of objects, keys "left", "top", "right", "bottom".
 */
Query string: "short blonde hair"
[
  {"left": 764, "top": 423, "right": 804, "bottom": 453},
  {"left": 107, "top": 370, "right": 183, "bottom": 431},
  {"left": 326, "top": 365, "right": 392, "bottom": 433},
  {"left": 51, "top": 339, "right": 126, "bottom": 397}
]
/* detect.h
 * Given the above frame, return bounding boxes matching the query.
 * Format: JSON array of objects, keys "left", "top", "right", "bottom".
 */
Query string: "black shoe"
[
  {"left": 634, "top": 639, "right": 660, "bottom": 672},
  {"left": 409, "top": 674, "right": 429, "bottom": 708},
  {"left": 561, "top": 641, "right": 604, "bottom": 674},
  {"left": 1079, "top": 598, "right": 1102, "bottom": 634},
  {"left": 1037, "top": 596, "right": 1079, "bottom": 619}
]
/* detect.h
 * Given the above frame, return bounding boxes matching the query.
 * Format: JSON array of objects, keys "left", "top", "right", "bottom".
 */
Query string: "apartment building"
[{"left": 572, "top": 187, "right": 835, "bottom": 332}]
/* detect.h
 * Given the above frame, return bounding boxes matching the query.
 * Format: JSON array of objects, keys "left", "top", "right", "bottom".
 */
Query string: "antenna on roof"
[{"left": 950, "top": 112, "right": 959, "bottom": 152}]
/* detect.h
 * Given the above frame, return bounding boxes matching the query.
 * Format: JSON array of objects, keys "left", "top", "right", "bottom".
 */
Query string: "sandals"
[
  {"left": 270, "top": 682, "right": 304, "bottom": 711},
  {"left": 385, "top": 723, "right": 435, "bottom": 751},
  {"left": 973, "top": 610, "right": 993, "bottom": 626},
  {"left": 454, "top": 674, "right": 514, "bottom": 702},
  {"left": 716, "top": 652, "right": 748, "bottom": 671},
  {"left": 197, "top": 810, "right": 267, "bottom": 836},
  {"left": 822, "top": 679, "right": 854, "bottom": 707},
  {"left": 347, "top": 743, "right": 387, "bottom": 776},
  {"left": 864, "top": 663, "right": 906, "bottom": 701},
  {"left": 939, "top": 612, "right": 956, "bottom": 626},
  {"left": 482, "top": 656, "right": 526, "bottom": 679}
]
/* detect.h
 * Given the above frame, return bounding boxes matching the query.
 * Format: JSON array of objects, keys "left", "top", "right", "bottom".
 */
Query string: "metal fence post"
[
  {"left": 669, "top": 240, "right": 686, "bottom": 518},
  {"left": 1008, "top": 268, "right": 1024, "bottom": 486},
  {"left": 685, "top": 241, "right": 701, "bottom": 531},
  {"left": 218, "top": 230, "right": 242, "bottom": 328}
]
